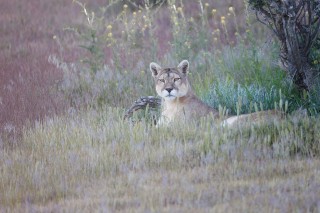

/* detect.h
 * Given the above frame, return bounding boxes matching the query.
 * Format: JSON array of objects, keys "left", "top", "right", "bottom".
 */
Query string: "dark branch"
[{"left": 124, "top": 96, "right": 161, "bottom": 120}]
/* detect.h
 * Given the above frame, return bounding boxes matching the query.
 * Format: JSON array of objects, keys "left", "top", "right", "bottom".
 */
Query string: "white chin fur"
[{"left": 164, "top": 96, "right": 177, "bottom": 101}]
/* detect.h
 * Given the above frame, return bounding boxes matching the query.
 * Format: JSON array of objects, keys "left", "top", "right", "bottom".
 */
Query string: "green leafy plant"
[{"left": 205, "top": 80, "right": 285, "bottom": 115}]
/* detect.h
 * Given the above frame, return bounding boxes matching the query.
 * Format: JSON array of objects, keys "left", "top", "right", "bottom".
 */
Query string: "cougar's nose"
[{"left": 165, "top": 88, "right": 173, "bottom": 93}]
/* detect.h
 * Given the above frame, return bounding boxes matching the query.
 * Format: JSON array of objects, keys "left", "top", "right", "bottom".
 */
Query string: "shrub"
[
  {"left": 205, "top": 80, "right": 285, "bottom": 115},
  {"left": 248, "top": 0, "right": 320, "bottom": 92}
]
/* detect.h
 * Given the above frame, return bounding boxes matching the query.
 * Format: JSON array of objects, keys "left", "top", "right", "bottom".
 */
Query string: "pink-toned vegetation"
[
  {"left": 0, "top": 0, "right": 73, "bottom": 135},
  {"left": 0, "top": 0, "right": 247, "bottom": 136}
]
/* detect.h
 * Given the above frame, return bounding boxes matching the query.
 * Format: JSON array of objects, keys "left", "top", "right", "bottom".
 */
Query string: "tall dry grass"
[{"left": 1, "top": 108, "right": 319, "bottom": 211}]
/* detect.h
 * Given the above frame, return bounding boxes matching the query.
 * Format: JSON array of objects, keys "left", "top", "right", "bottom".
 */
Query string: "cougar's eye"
[
  {"left": 159, "top": 79, "right": 165, "bottom": 83},
  {"left": 174, "top": 78, "right": 181, "bottom": 82}
]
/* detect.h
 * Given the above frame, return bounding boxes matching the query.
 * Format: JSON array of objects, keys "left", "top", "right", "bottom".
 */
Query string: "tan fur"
[
  {"left": 150, "top": 60, "right": 218, "bottom": 124},
  {"left": 222, "top": 110, "right": 282, "bottom": 127},
  {"left": 149, "top": 60, "right": 282, "bottom": 126}
]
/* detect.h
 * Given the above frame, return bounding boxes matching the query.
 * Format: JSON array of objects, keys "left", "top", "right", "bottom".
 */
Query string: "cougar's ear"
[
  {"left": 177, "top": 60, "right": 189, "bottom": 75},
  {"left": 149, "top": 62, "right": 162, "bottom": 77}
]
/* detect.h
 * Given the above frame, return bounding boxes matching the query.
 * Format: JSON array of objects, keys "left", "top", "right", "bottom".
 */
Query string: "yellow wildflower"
[{"left": 221, "top": 16, "right": 226, "bottom": 24}]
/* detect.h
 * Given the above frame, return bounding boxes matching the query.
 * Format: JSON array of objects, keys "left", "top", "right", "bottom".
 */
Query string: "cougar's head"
[{"left": 149, "top": 60, "right": 190, "bottom": 101}]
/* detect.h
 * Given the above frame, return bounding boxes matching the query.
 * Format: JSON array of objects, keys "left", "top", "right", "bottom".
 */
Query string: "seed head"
[{"left": 107, "top": 25, "right": 112, "bottom": 30}]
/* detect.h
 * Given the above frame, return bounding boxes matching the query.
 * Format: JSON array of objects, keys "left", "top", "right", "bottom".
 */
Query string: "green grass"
[
  {"left": 205, "top": 80, "right": 285, "bottom": 115},
  {"left": 1, "top": 108, "right": 319, "bottom": 211}
]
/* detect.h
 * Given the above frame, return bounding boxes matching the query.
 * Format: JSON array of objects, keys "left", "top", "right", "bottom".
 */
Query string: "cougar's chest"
[{"left": 161, "top": 101, "right": 190, "bottom": 122}]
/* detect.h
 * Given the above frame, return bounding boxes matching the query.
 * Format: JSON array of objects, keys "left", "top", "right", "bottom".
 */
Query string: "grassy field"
[
  {"left": 1, "top": 109, "right": 320, "bottom": 212},
  {"left": 1, "top": 0, "right": 320, "bottom": 212}
]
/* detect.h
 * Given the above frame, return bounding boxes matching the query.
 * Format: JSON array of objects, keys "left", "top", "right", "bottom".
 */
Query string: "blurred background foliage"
[
  {"left": 49, "top": 0, "right": 319, "bottom": 116},
  {"left": 1, "top": 0, "right": 319, "bottom": 137}
]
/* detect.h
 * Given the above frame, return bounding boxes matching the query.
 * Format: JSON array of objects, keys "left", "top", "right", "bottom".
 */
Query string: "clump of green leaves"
[{"left": 206, "top": 80, "right": 284, "bottom": 115}]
